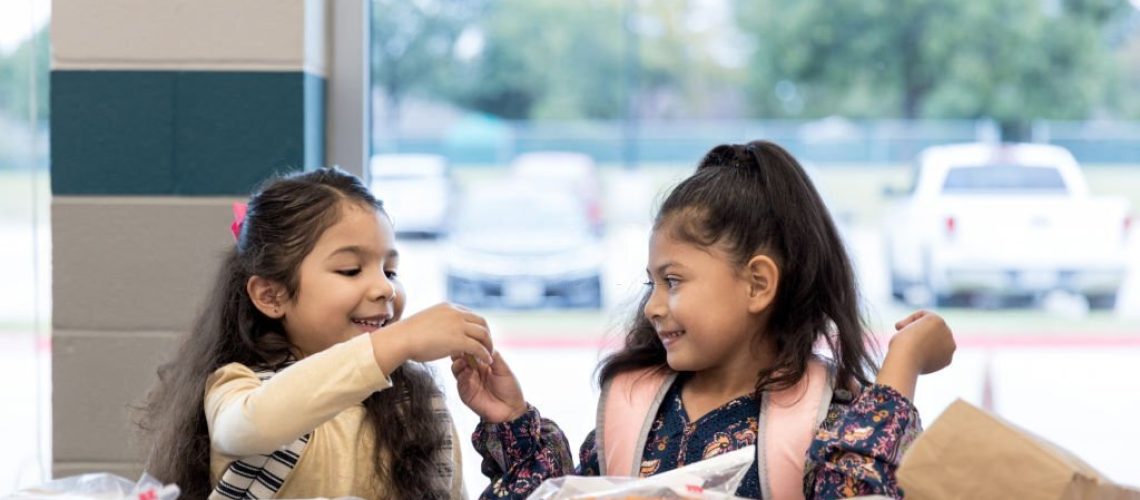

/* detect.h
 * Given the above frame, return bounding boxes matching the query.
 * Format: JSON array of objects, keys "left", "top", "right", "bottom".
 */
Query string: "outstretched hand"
[
  {"left": 371, "top": 302, "right": 493, "bottom": 376},
  {"left": 452, "top": 351, "right": 528, "bottom": 424}
]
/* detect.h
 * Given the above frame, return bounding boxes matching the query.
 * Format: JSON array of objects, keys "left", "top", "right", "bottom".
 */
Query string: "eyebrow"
[
  {"left": 328, "top": 246, "right": 399, "bottom": 260},
  {"left": 648, "top": 261, "right": 678, "bottom": 276}
]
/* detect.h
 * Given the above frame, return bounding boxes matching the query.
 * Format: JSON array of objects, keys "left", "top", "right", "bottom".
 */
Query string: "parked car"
[
  {"left": 445, "top": 180, "right": 604, "bottom": 309},
  {"left": 884, "top": 142, "right": 1131, "bottom": 308},
  {"left": 510, "top": 151, "right": 605, "bottom": 234},
  {"left": 368, "top": 153, "right": 452, "bottom": 237}
]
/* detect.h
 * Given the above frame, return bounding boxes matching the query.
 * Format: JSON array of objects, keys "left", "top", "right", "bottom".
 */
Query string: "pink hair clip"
[{"left": 230, "top": 202, "right": 248, "bottom": 241}]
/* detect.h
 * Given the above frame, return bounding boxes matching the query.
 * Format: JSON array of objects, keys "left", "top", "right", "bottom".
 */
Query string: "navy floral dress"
[{"left": 472, "top": 377, "right": 921, "bottom": 499}]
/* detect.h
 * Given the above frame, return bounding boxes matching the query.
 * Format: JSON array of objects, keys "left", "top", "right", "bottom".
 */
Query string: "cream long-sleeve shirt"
[{"left": 204, "top": 333, "right": 466, "bottom": 499}]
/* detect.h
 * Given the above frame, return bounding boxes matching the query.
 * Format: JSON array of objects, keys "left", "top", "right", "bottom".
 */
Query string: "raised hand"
[
  {"left": 452, "top": 351, "right": 528, "bottom": 423},
  {"left": 889, "top": 309, "right": 956, "bottom": 375},
  {"left": 876, "top": 310, "right": 957, "bottom": 401},
  {"left": 371, "top": 303, "right": 493, "bottom": 375}
]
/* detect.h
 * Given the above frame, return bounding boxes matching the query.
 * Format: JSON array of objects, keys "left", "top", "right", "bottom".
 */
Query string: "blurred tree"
[
  {"left": 1106, "top": 14, "right": 1140, "bottom": 119},
  {"left": 634, "top": 0, "right": 749, "bottom": 119},
  {"left": 370, "top": 0, "right": 749, "bottom": 121},
  {"left": 735, "top": 0, "right": 1132, "bottom": 123},
  {"left": 447, "top": 0, "right": 627, "bottom": 119},
  {"left": 372, "top": 0, "right": 482, "bottom": 127}
]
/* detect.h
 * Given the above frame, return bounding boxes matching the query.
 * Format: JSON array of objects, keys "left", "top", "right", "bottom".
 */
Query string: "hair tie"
[{"left": 230, "top": 202, "right": 248, "bottom": 241}]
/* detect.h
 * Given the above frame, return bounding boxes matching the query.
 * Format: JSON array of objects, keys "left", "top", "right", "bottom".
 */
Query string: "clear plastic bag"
[
  {"left": 2, "top": 473, "right": 179, "bottom": 500},
  {"left": 527, "top": 446, "right": 754, "bottom": 500}
]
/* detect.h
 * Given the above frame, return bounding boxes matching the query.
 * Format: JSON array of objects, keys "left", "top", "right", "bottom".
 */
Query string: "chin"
[{"left": 664, "top": 354, "right": 697, "bottom": 372}]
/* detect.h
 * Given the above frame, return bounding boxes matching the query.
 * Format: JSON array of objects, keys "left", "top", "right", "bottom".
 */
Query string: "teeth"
[{"left": 353, "top": 318, "right": 387, "bottom": 328}]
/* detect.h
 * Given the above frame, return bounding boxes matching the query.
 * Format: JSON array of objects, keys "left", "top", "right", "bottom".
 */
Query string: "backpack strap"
[
  {"left": 598, "top": 358, "right": 833, "bottom": 500},
  {"left": 209, "top": 368, "right": 311, "bottom": 500},
  {"left": 597, "top": 368, "right": 675, "bottom": 476},
  {"left": 758, "top": 356, "right": 833, "bottom": 500}
]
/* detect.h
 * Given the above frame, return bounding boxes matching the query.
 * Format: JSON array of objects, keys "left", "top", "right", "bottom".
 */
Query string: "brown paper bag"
[{"left": 898, "top": 399, "right": 1140, "bottom": 500}]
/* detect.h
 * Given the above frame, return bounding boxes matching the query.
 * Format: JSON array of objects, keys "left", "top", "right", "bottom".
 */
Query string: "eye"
[
  {"left": 664, "top": 277, "right": 681, "bottom": 289},
  {"left": 336, "top": 268, "right": 361, "bottom": 277},
  {"left": 385, "top": 269, "right": 399, "bottom": 280}
]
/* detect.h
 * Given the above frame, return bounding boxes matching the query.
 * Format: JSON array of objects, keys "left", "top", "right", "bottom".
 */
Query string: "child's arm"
[
  {"left": 206, "top": 334, "right": 392, "bottom": 456},
  {"left": 805, "top": 383, "right": 920, "bottom": 499},
  {"left": 452, "top": 352, "right": 582, "bottom": 499},
  {"left": 804, "top": 310, "right": 955, "bottom": 498},
  {"left": 208, "top": 303, "right": 495, "bottom": 457},
  {"left": 875, "top": 309, "right": 956, "bottom": 400}
]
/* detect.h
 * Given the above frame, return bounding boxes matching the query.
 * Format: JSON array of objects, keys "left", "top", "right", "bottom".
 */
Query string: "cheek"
[{"left": 393, "top": 286, "right": 407, "bottom": 317}]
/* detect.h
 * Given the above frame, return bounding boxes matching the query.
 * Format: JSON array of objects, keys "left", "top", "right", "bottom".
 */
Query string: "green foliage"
[
  {"left": 377, "top": 0, "right": 740, "bottom": 120},
  {"left": 371, "top": 0, "right": 483, "bottom": 122},
  {"left": 450, "top": 0, "right": 628, "bottom": 119},
  {"left": 735, "top": 0, "right": 1133, "bottom": 121}
]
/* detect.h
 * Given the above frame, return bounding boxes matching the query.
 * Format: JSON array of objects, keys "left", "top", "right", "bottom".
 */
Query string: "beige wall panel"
[
  {"left": 52, "top": 332, "right": 180, "bottom": 463},
  {"left": 52, "top": 198, "right": 238, "bottom": 332},
  {"left": 53, "top": 0, "right": 327, "bottom": 75}
]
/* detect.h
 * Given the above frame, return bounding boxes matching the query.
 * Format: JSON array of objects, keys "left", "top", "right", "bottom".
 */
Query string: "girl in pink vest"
[{"left": 454, "top": 141, "right": 956, "bottom": 499}]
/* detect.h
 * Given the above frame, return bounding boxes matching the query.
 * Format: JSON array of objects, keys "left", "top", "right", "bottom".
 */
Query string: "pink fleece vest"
[{"left": 596, "top": 358, "right": 832, "bottom": 500}]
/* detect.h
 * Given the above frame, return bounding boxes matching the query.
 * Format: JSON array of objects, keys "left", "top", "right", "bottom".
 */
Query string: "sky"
[{"left": 0, "top": 0, "right": 49, "bottom": 55}]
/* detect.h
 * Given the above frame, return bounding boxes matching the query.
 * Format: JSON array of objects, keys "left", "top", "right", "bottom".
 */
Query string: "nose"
[
  {"left": 642, "top": 282, "right": 665, "bottom": 322},
  {"left": 369, "top": 271, "right": 395, "bottom": 302}
]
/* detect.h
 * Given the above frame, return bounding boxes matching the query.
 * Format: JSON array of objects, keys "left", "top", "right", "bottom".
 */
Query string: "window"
[
  {"left": 942, "top": 165, "right": 1068, "bottom": 193},
  {"left": 370, "top": 1, "right": 1140, "bottom": 492},
  {"left": 0, "top": 0, "right": 51, "bottom": 492}
]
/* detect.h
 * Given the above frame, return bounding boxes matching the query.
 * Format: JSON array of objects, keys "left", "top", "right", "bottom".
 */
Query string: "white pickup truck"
[{"left": 884, "top": 142, "right": 1132, "bottom": 308}]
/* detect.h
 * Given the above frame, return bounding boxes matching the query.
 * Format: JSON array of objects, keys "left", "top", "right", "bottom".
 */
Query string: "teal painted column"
[
  {"left": 50, "top": 0, "right": 331, "bottom": 478},
  {"left": 51, "top": 71, "right": 324, "bottom": 195}
]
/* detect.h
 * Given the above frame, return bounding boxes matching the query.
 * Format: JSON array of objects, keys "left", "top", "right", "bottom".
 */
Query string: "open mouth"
[
  {"left": 659, "top": 330, "right": 685, "bottom": 345},
  {"left": 352, "top": 315, "right": 391, "bottom": 330}
]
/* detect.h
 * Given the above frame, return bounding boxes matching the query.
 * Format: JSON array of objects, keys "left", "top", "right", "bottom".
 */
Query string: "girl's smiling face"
[
  {"left": 642, "top": 220, "right": 773, "bottom": 377},
  {"left": 279, "top": 202, "right": 405, "bottom": 356}
]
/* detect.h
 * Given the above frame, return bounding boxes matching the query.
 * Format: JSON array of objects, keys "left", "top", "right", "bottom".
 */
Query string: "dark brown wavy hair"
[
  {"left": 599, "top": 141, "right": 878, "bottom": 394},
  {"left": 137, "top": 167, "right": 449, "bottom": 499}
]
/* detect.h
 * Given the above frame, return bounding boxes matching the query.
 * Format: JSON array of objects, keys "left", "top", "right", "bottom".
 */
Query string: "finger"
[
  {"left": 463, "top": 339, "right": 494, "bottom": 365},
  {"left": 450, "top": 351, "right": 484, "bottom": 367},
  {"left": 450, "top": 357, "right": 470, "bottom": 376},
  {"left": 464, "top": 322, "right": 494, "bottom": 354},
  {"left": 488, "top": 350, "right": 514, "bottom": 376},
  {"left": 895, "top": 309, "right": 928, "bottom": 330},
  {"left": 463, "top": 312, "right": 491, "bottom": 335},
  {"left": 895, "top": 309, "right": 926, "bottom": 329},
  {"left": 476, "top": 361, "right": 493, "bottom": 379},
  {"left": 453, "top": 356, "right": 481, "bottom": 376}
]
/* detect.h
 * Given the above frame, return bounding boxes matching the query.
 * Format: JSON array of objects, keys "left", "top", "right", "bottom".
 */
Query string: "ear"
[
  {"left": 744, "top": 254, "right": 779, "bottom": 314},
  {"left": 247, "top": 275, "right": 288, "bottom": 319}
]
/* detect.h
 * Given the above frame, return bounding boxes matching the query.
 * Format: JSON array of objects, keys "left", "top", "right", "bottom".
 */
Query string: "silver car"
[{"left": 445, "top": 180, "right": 604, "bottom": 309}]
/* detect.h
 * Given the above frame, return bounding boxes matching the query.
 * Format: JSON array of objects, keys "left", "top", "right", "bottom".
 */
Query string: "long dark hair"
[
  {"left": 599, "top": 141, "right": 877, "bottom": 394},
  {"left": 138, "top": 167, "right": 448, "bottom": 499}
]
